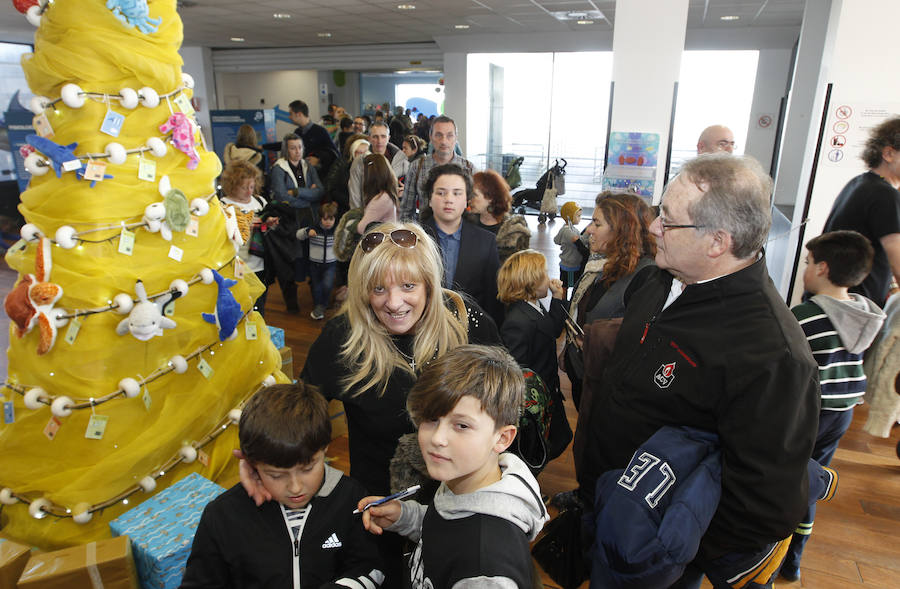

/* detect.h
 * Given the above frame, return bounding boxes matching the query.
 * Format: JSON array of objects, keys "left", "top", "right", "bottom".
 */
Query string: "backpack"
[
  {"left": 333, "top": 207, "right": 364, "bottom": 262},
  {"left": 514, "top": 369, "right": 554, "bottom": 474}
]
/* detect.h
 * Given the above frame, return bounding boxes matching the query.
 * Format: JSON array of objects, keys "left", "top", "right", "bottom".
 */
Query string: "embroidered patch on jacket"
[
  {"left": 653, "top": 362, "right": 676, "bottom": 389},
  {"left": 322, "top": 533, "right": 343, "bottom": 549}
]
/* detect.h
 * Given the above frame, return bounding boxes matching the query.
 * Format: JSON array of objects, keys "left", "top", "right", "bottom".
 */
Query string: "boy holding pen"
[
  {"left": 180, "top": 383, "right": 383, "bottom": 589},
  {"left": 359, "top": 345, "right": 549, "bottom": 588}
]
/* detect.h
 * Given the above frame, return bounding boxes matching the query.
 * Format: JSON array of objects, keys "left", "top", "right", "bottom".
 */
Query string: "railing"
[{"left": 473, "top": 144, "right": 609, "bottom": 211}]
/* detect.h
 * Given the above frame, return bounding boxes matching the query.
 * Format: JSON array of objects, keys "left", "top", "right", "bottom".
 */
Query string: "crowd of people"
[{"left": 195, "top": 107, "right": 900, "bottom": 589}]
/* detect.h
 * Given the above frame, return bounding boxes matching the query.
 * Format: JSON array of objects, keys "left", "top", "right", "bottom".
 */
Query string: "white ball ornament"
[
  {"left": 29, "top": 498, "right": 51, "bottom": 519},
  {"left": 181, "top": 73, "right": 195, "bottom": 89},
  {"left": 60, "top": 83, "right": 85, "bottom": 108},
  {"left": 199, "top": 268, "right": 214, "bottom": 284},
  {"left": 190, "top": 198, "right": 209, "bottom": 217},
  {"left": 51, "top": 396, "right": 74, "bottom": 418},
  {"left": 20, "top": 223, "right": 41, "bottom": 242},
  {"left": 262, "top": 375, "right": 277, "bottom": 387},
  {"left": 228, "top": 408, "right": 242, "bottom": 424},
  {"left": 24, "top": 387, "right": 47, "bottom": 410},
  {"left": 139, "top": 87, "right": 159, "bottom": 109},
  {"left": 24, "top": 153, "right": 49, "bottom": 176},
  {"left": 169, "top": 355, "right": 188, "bottom": 374},
  {"left": 118, "top": 87, "right": 138, "bottom": 109},
  {"left": 105, "top": 142, "right": 128, "bottom": 165},
  {"left": 29, "top": 95, "right": 50, "bottom": 115},
  {"left": 54, "top": 225, "right": 78, "bottom": 249},
  {"left": 169, "top": 279, "right": 189, "bottom": 297},
  {"left": 72, "top": 503, "right": 93, "bottom": 524},
  {"left": 139, "top": 476, "right": 157, "bottom": 493},
  {"left": 146, "top": 137, "right": 167, "bottom": 157},
  {"left": 114, "top": 293, "right": 134, "bottom": 314},
  {"left": 118, "top": 378, "right": 141, "bottom": 399},
  {"left": 0, "top": 488, "right": 18, "bottom": 505},
  {"left": 25, "top": 4, "right": 42, "bottom": 27},
  {"left": 180, "top": 445, "right": 198, "bottom": 463},
  {"left": 52, "top": 308, "right": 69, "bottom": 328}
]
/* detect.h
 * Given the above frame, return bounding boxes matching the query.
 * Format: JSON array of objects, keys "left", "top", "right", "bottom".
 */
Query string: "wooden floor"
[{"left": 3, "top": 215, "right": 899, "bottom": 587}]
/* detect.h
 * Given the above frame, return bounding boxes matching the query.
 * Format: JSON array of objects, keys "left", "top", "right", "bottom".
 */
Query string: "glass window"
[
  {"left": 0, "top": 42, "right": 33, "bottom": 183},
  {"left": 467, "top": 52, "right": 613, "bottom": 210},
  {"left": 668, "top": 50, "right": 760, "bottom": 177}
]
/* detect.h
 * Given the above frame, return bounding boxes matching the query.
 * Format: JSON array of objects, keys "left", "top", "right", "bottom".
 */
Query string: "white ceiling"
[{"left": 0, "top": 0, "right": 806, "bottom": 49}]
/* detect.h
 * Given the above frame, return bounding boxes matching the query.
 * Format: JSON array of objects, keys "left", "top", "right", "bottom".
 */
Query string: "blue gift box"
[
  {"left": 109, "top": 473, "right": 224, "bottom": 589},
  {"left": 267, "top": 325, "right": 285, "bottom": 349}
]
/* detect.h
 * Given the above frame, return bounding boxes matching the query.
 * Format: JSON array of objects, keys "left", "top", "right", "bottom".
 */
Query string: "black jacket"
[
  {"left": 423, "top": 219, "right": 503, "bottom": 326},
  {"left": 180, "top": 465, "right": 383, "bottom": 589},
  {"left": 578, "top": 257, "right": 820, "bottom": 559},
  {"left": 501, "top": 298, "right": 566, "bottom": 393}
]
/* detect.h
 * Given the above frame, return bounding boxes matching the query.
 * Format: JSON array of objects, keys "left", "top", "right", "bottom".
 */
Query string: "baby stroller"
[{"left": 512, "top": 158, "right": 566, "bottom": 223}]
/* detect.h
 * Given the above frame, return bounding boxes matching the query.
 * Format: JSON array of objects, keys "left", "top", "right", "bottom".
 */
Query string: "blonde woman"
[{"left": 242, "top": 222, "right": 500, "bottom": 497}]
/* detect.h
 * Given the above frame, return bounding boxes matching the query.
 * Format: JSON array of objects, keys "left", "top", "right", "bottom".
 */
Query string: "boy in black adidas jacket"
[{"left": 180, "top": 383, "right": 383, "bottom": 589}]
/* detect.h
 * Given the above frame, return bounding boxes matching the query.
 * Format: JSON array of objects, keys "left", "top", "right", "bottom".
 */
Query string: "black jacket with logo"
[
  {"left": 180, "top": 465, "right": 382, "bottom": 588},
  {"left": 578, "top": 257, "right": 820, "bottom": 559}
]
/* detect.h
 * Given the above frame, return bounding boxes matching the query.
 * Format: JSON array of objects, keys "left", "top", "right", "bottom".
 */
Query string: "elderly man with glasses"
[{"left": 578, "top": 154, "right": 820, "bottom": 589}]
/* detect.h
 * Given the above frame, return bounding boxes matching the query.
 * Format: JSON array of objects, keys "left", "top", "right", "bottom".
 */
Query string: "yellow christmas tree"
[{"left": 0, "top": 0, "right": 285, "bottom": 549}]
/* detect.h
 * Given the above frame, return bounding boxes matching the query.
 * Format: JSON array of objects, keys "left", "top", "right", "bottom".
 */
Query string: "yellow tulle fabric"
[{"left": 1, "top": 0, "right": 288, "bottom": 549}]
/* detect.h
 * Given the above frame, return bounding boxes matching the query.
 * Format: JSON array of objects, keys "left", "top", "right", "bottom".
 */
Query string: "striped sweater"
[{"left": 791, "top": 295, "right": 885, "bottom": 410}]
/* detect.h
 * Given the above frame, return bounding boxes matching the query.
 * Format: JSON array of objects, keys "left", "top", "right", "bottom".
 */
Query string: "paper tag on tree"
[
  {"left": 164, "top": 301, "right": 175, "bottom": 317},
  {"left": 100, "top": 110, "right": 125, "bottom": 137},
  {"left": 168, "top": 245, "right": 183, "bottom": 262},
  {"left": 3, "top": 401, "right": 14, "bottom": 424},
  {"left": 198, "top": 449, "right": 210, "bottom": 467},
  {"left": 186, "top": 215, "right": 199, "bottom": 237},
  {"left": 118, "top": 228, "right": 135, "bottom": 255},
  {"left": 142, "top": 386, "right": 152, "bottom": 411},
  {"left": 245, "top": 322, "right": 257, "bottom": 340},
  {"left": 43, "top": 416, "right": 62, "bottom": 440},
  {"left": 33, "top": 113, "right": 54, "bottom": 138},
  {"left": 174, "top": 93, "right": 195, "bottom": 116},
  {"left": 197, "top": 358, "right": 214, "bottom": 379},
  {"left": 138, "top": 158, "right": 156, "bottom": 182},
  {"left": 85, "top": 414, "right": 109, "bottom": 440},
  {"left": 62, "top": 159, "right": 82, "bottom": 172},
  {"left": 83, "top": 161, "right": 108, "bottom": 182},
  {"left": 64, "top": 315, "right": 82, "bottom": 345},
  {"left": 234, "top": 258, "right": 245, "bottom": 279}
]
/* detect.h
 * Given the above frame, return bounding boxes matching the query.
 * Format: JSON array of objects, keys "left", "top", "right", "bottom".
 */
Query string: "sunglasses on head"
[{"left": 359, "top": 229, "right": 419, "bottom": 253}]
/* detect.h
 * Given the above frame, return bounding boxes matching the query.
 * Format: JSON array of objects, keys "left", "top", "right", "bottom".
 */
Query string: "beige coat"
[{"left": 863, "top": 295, "right": 900, "bottom": 437}]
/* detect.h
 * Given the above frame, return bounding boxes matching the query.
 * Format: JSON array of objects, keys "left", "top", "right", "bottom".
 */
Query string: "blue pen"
[{"left": 353, "top": 484, "right": 421, "bottom": 514}]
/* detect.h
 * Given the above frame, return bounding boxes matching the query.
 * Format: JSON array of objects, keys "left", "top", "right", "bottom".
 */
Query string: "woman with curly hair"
[
  {"left": 554, "top": 191, "right": 657, "bottom": 510},
  {"left": 562, "top": 191, "right": 657, "bottom": 409},
  {"left": 467, "top": 169, "right": 531, "bottom": 263},
  {"left": 220, "top": 159, "right": 268, "bottom": 313}
]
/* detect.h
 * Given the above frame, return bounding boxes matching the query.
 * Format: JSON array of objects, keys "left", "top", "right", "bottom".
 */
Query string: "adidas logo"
[{"left": 322, "top": 533, "right": 342, "bottom": 549}]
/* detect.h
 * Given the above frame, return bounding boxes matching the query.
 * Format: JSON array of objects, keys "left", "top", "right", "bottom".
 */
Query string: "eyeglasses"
[
  {"left": 658, "top": 217, "right": 706, "bottom": 234},
  {"left": 360, "top": 229, "right": 419, "bottom": 253}
]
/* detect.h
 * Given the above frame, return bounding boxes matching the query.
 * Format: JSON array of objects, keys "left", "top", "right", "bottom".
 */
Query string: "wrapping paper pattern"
[{"left": 110, "top": 473, "right": 223, "bottom": 589}]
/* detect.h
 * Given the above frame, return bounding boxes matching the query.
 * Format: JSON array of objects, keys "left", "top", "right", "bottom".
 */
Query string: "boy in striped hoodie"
[{"left": 781, "top": 230, "right": 886, "bottom": 582}]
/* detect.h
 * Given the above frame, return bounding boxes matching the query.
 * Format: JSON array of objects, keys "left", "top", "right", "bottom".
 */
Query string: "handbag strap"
[{"left": 509, "top": 472, "right": 546, "bottom": 518}]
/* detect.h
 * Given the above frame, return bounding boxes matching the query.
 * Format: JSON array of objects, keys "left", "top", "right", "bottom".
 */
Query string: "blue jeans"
[
  {"left": 783, "top": 408, "right": 854, "bottom": 570},
  {"left": 308, "top": 261, "right": 336, "bottom": 307}
]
